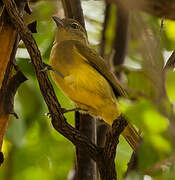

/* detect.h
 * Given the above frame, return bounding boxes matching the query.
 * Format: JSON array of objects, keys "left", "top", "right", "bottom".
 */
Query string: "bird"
[{"left": 49, "top": 16, "right": 140, "bottom": 152}]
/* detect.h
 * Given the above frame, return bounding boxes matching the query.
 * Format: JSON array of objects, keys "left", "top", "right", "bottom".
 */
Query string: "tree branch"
[
  {"left": 113, "top": 2, "right": 129, "bottom": 78},
  {"left": 98, "top": 115, "right": 128, "bottom": 179}
]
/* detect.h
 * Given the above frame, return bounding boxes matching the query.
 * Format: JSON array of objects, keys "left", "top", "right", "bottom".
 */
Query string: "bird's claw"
[
  {"left": 45, "top": 107, "right": 87, "bottom": 117},
  {"left": 60, "top": 107, "right": 87, "bottom": 114},
  {"left": 40, "top": 62, "right": 64, "bottom": 78},
  {"left": 40, "top": 63, "right": 52, "bottom": 72},
  {"left": 45, "top": 112, "right": 52, "bottom": 118}
]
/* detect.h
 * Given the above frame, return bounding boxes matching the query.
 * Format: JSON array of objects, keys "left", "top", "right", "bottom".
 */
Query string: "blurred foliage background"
[{"left": 1, "top": 0, "right": 175, "bottom": 179}]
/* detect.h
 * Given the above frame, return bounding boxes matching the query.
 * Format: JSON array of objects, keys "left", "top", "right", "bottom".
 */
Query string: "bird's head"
[{"left": 52, "top": 16, "right": 88, "bottom": 45}]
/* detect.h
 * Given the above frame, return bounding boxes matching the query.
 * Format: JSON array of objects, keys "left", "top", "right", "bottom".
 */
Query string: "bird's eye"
[{"left": 71, "top": 23, "right": 79, "bottom": 29}]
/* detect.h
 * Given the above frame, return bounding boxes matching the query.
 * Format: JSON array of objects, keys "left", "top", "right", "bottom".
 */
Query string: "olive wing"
[{"left": 73, "top": 41, "right": 127, "bottom": 97}]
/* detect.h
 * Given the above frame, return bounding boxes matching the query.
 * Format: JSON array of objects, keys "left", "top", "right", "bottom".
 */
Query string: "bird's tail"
[{"left": 122, "top": 124, "right": 141, "bottom": 152}]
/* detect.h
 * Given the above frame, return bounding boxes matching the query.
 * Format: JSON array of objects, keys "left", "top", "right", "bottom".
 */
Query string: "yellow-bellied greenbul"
[{"left": 50, "top": 16, "right": 140, "bottom": 151}]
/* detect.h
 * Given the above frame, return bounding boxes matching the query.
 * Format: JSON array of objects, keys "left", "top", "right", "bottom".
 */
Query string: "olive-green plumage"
[{"left": 50, "top": 16, "right": 140, "bottom": 151}]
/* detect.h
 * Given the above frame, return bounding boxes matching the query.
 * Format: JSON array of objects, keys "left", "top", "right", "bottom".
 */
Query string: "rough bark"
[
  {"left": 75, "top": 113, "right": 97, "bottom": 180},
  {"left": 98, "top": 116, "right": 128, "bottom": 179}
]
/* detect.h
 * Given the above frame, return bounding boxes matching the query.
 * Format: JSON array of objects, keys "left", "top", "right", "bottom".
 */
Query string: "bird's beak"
[{"left": 52, "top": 16, "right": 64, "bottom": 27}]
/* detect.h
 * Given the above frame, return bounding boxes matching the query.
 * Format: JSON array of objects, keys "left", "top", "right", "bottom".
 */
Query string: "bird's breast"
[{"left": 49, "top": 41, "right": 120, "bottom": 123}]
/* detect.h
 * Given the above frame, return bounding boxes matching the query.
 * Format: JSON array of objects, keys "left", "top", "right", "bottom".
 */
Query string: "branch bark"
[{"left": 98, "top": 116, "right": 128, "bottom": 179}]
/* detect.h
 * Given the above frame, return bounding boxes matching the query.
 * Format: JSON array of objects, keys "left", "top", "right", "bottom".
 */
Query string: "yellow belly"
[{"left": 50, "top": 63, "right": 120, "bottom": 124}]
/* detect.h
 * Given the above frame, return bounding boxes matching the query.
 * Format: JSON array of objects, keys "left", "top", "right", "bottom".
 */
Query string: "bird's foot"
[
  {"left": 45, "top": 107, "right": 87, "bottom": 117},
  {"left": 61, "top": 107, "right": 87, "bottom": 114},
  {"left": 45, "top": 112, "right": 52, "bottom": 118},
  {"left": 40, "top": 62, "right": 64, "bottom": 78}
]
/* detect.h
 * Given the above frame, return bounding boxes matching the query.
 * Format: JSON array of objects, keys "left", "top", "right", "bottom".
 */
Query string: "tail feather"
[{"left": 122, "top": 124, "right": 141, "bottom": 152}]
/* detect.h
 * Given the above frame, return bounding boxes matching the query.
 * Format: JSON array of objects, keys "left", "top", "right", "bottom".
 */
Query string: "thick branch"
[
  {"left": 75, "top": 113, "right": 97, "bottom": 180},
  {"left": 98, "top": 115, "right": 128, "bottom": 180},
  {"left": 113, "top": 3, "right": 129, "bottom": 77}
]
